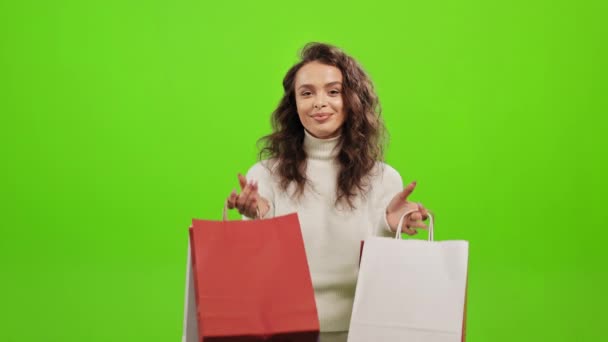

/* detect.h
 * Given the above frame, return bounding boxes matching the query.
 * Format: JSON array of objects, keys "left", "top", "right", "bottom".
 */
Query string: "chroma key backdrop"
[{"left": 1, "top": 0, "right": 606, "bottom": 341}]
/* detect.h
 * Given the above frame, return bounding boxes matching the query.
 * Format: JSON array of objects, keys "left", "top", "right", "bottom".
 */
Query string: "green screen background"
[{"left": 1, "top": 0, "right": 606, "bottom": 340}]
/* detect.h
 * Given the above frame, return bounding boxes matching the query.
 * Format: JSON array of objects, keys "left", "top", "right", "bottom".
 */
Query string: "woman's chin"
[{"left": 312, "top": 130, "right": 339, "bottom": 139}]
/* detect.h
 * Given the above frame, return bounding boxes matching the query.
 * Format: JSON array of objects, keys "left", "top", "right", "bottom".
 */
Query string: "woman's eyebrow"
[{"left": 297, "top": 81, "right": 343, "bottom": 90}]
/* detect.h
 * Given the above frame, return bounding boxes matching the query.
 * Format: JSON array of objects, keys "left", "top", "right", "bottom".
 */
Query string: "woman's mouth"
[{"left": 311, "top": 113, "right": 332, "bottom": 123}]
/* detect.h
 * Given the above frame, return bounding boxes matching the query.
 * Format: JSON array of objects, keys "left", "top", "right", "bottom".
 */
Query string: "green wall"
[{"left": 1, "top": 0, "right": 606, "bottom": 340}]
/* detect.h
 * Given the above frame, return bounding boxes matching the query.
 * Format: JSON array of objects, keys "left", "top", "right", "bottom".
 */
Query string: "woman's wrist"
[{"left": 257, "top": 197, "right": 270, "bottom": 218}]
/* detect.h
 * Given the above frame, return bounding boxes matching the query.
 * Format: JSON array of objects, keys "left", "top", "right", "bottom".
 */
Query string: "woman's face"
[{"left": 294, "top": 61, "right": 346, "bottom": 139}]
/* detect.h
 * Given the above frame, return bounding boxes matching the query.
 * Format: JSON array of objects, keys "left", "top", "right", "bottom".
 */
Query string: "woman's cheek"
[
  {"left": 297, "top": 100, "right": 310, "bottom": 114},
  {"left": 330, "top": 98, "right": 342, "bottom": 110}
]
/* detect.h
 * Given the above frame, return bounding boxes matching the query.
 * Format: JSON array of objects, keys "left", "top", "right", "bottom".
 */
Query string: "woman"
[{"left": 226, "top": 42, "right": 429, "bottom": 342}]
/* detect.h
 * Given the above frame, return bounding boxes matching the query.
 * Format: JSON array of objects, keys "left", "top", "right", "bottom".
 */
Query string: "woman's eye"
[
  {"left": 301, "top": 91, "right": 312, "bottom": 96},
  {"left": 329, "top": 90, "right": 341, "bottom": 95}
]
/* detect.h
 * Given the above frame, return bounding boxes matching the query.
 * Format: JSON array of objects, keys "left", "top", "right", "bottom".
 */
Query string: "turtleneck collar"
[{"left": 303, "top": 129, "right": 341, "bottom": 160}]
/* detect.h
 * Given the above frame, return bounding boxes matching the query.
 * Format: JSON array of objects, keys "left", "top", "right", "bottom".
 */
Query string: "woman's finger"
[
  {"left": 407, "top": 219, "right": 428, "bottom": 230},
  {"left": 247, "top": 197, "right": 259, "bottom": 218},
  {"left": 243, "top": 181, "right": 259, "bottom": 217},
  {"left": 409, "top": 211, "right": 423, "bottom": 222},
  {"left": 226, "top": 189, "right": 238, "bottom": 209},
  {"left": 417, "top": 203, "right": 429, "bottom": 220},
  {"left": 402, "top": 226, "right": 418, "bottom": 236},
  {"left": 236, "top": 180, "right": 253, "bottom": 209},
  {"left": 238, "top": 173, "right": 248, "bottom": 190},
  {"left": 399, "top": 181, "right": 417, "bottom": 201}
]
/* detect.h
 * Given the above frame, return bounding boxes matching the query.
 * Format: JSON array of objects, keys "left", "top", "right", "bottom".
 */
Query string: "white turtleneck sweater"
[{"left": 245, "top": 130, "right": 403, "bottom": 332}]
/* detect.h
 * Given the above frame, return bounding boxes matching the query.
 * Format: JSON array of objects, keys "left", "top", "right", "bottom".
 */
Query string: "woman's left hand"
[{"left": 385, "top": 181, "right": 430, "bottom": 235}]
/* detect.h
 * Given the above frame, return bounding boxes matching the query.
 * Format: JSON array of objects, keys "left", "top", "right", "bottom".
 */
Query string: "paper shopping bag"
[
  {"left": 182, "top": 212, "right": 320, "bottom": 342},
  {"left": 348, "top": 213, "right": 468, "bottom": 342}
]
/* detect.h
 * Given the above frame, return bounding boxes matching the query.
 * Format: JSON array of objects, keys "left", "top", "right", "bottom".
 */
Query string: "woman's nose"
[{"left": 313, "top": 95, "right": 327, "bottom": 109}]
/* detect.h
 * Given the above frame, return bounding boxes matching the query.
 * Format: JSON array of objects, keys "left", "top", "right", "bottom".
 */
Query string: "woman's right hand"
[{"left": 226, "top": 173, "right": 270, "bottom": 219}]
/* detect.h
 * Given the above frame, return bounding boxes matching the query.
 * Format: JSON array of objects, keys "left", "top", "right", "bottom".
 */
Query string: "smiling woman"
[{"left": 224, "top": 42, "right": 431, "bottom": 341}]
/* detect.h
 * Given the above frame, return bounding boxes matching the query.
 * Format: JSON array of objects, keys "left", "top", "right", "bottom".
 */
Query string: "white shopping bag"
[
  {"left": 181, "top": 240, "right": 199, "bottom": 342},
  {"left": 348, "top": 212, "right": 468, "bottom": 342}
]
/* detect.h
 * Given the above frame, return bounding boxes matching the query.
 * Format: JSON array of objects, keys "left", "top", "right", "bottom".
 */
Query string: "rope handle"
[{"left": 395, "top": 209, "right": 435, "bottom": 241}]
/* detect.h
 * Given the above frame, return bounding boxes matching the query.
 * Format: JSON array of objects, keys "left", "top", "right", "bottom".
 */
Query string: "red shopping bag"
[{"left": 182, "top": 212, "right": 319, "bottom": 342}]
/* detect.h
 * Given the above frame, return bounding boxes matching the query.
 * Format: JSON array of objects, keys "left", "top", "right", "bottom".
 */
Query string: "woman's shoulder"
[
  {"left": 246, "top": 159, "right": 279, "bottom": 179},
  {"left": 371, "top": 161, "right": 403, "bottom": 187},
  {"left": 373, "top": 161, "right": 401, "bottom": 178}
]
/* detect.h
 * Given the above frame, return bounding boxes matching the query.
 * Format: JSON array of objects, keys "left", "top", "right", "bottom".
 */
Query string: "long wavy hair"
[{"left": 258, "top": 42, "right": 387, "bottom": 209}]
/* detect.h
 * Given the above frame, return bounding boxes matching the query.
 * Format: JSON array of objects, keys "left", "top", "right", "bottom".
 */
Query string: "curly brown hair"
[{"left": 258, "top": 42, "right": 387, "bottom": 209}]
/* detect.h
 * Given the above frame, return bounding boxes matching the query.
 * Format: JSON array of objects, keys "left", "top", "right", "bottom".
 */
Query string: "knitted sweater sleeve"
[{"left": 375, "top": 163, "right": 404, "bottom": 237}]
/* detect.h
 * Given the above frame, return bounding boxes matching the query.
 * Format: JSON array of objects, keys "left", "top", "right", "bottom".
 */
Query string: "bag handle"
[
  {"left": 395, "top": 208, "right": 435, "bottom": 241},
  {"left": 222, "top": 202, "right": 261, "bottom": 221}
]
